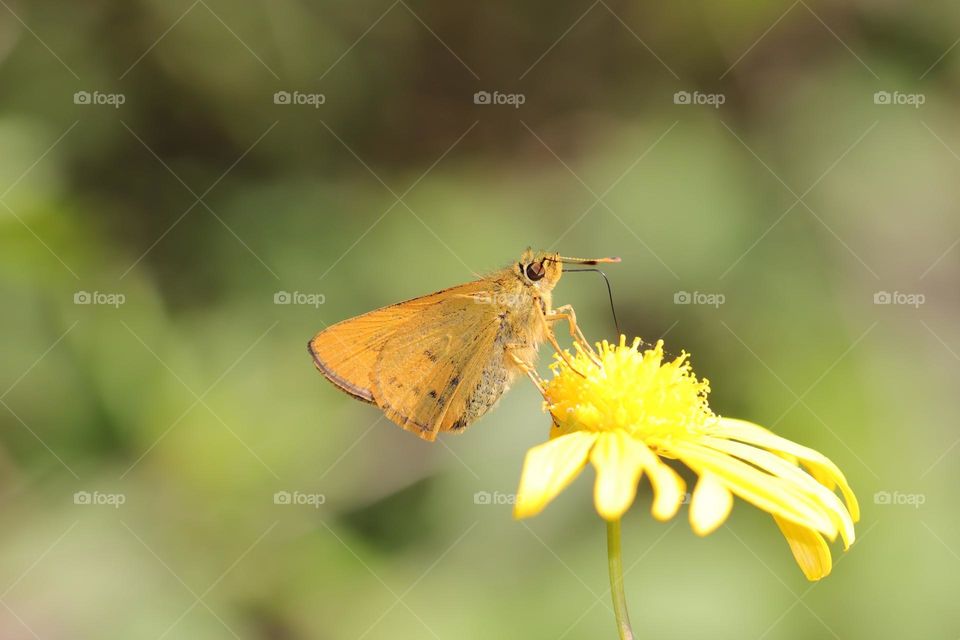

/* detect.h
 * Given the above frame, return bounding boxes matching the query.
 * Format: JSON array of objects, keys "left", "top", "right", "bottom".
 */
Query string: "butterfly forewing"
[
  {"left": 308, "top": 303, "right": 421, "bottom": 402},
  {"left": 309, "top": 279, "right": 503, "bottom": 439}
]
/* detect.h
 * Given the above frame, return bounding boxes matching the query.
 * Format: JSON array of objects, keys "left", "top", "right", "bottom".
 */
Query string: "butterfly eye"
[{"left": 525, "top": 261, "right": 545, "bottom": 281}]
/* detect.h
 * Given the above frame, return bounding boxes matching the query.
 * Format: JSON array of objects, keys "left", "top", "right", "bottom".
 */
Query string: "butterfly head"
[
  {"left": 517, "top": 248, "right": 621, "bottom": 292},
  {"left": 517, "top": 249, "right": 563, "bottom": 291}
]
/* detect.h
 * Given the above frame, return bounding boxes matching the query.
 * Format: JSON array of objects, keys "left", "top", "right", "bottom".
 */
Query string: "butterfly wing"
[
  {"left": 373, "top": 299, "right": 503, "bottom": 440},
  {"left": 309, "top": 279, "right": 506, "bottom": 440},
  {"left": 309, "top": 298, "right": 426, "bottom": 403}
]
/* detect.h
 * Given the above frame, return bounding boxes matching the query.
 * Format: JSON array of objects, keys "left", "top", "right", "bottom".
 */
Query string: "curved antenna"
[{"left": 563, "top": 268, "right": 622, "bottom": 337}]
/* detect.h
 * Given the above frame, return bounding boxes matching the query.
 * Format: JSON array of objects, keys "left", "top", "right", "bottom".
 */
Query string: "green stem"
[{"left": 606, "top": 519, "right": 635, "bottom": 640}]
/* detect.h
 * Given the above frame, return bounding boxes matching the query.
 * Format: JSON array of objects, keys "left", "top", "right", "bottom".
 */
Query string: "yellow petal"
[
  {"left": 514, "top": 431, "right": 598, "bottom": 519},
  {"left": 631, "top": 439, "right": 686, "bottom": 520},
  {"left": 590, "top": 432, "right": 644, "bottom": 520},
  {"left": 702, "top": 436, "right": 855, "bottom": 549},
  {"left": 664, "top": 439, "right": 838, "bottom": 538},
  {"left": 774, "top": 515, "right": 832, "bottom": 581},
  {"left": 690, "top": 472, "right": 733, "bottom": 536},
  {"left": 714, "top": 418, "right": 860, "bottom": 522},
  {"left": 773, "top": 450, "right": 801, "bottom": 466}
]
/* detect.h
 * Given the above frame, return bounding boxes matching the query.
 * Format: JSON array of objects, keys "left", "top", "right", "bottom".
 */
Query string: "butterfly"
[{"left": 308, "top": 248, "right": 619, "bottom": 441}]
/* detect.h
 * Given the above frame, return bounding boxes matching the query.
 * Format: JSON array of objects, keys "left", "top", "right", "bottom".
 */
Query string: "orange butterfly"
[{"left": 308, "top": 248, "right": 619, "bottom": 441}]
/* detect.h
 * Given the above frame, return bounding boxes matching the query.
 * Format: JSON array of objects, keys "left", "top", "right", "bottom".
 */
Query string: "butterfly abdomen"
[{"left": 453, "top": 351, "right": 512, "bottom": 430}]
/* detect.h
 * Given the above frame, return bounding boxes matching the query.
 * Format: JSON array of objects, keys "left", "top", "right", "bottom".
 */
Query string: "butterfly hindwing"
[{"left": 373, "top": 300, "right": 502, "bottom": 439}]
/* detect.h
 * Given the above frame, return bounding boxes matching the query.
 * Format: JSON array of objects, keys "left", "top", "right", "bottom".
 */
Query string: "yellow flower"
[{"left": 514, "top": 337, "right": 860, "bottom": 581}]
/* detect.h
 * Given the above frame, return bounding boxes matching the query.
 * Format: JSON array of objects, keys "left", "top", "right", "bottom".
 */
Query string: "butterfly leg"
[
  {"left": 506, "top": 347, "right": 545, "bottom": 394},
  {"left": 548, "top": 304, "right": 597, "bottom": 354},
  {"left": 534, "top": 304, "right": 588, "bottom": 376},
  {"left": 542, "top": 325, "right": 590, "bottom": 377},
  {"left": 544, "top": 305, "right": 601, "bottom": 365}
]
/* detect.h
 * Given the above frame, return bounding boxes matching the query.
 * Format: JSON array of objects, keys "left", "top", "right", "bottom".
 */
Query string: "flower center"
[{"left": 544, "top": 337, "right": 714, "bottom": 439}]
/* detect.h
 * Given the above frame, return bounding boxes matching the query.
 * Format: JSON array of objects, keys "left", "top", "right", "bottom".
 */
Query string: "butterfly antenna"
[
  {"left": 563, "top": 268, "right": 622, "bottom": 337},
  {"left": 556, "top": 255, "right": 621, "bottom": 265}
]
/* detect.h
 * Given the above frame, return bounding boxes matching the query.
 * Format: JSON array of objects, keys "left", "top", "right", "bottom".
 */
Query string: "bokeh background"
[{"left": 1, "top": 1, "right": 958, "bottom": 638}]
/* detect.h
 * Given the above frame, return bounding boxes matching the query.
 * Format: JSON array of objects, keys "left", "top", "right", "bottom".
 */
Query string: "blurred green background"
[{"left": 1, "top": 1, "right": 958, "bottom": 638}]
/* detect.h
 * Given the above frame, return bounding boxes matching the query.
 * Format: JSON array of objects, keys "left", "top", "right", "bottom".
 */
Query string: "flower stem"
[{"left": 606, "top": 519, "right": 635, "bottom": 640}]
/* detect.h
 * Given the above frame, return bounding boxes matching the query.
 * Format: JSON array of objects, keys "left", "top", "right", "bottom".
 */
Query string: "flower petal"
[
  {"left": 690, "top": 472, "right": 733, "bottom": 536},
  {"left": 713, "top": 418, "right": 860, "bottom": 522},
  {"left": 514, "top": 431, "right": 598, "bottom": 519},
  {"left": 631, "top": 440, "right": 686, "bottom": 520},
  {"left": 590, "top": 432, "right": 644, "bottom": 520},
  {"left": 663, "top": 439, "right": 838, "bottom": 538},
  {"left": 702, "top": 436, "right": 855, "bottom": 549},
  {"left": 774, "top": 515, "right": 832, "bottom": 581}
]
